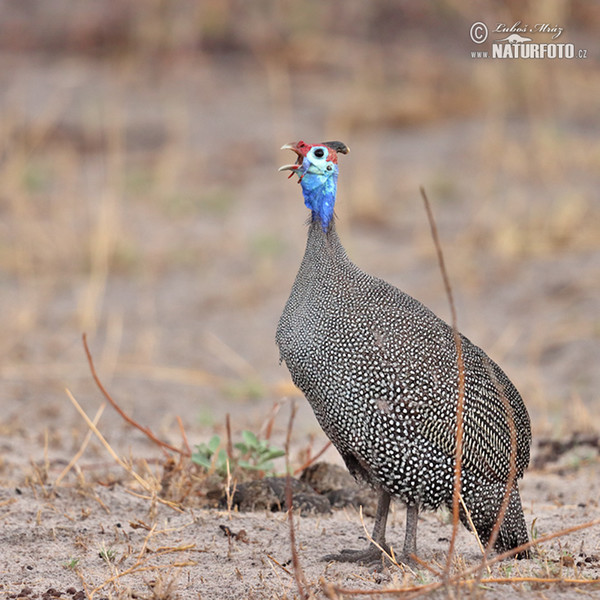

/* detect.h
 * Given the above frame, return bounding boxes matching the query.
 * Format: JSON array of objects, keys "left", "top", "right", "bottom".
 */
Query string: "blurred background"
[{"left": 0, "top": 0, "right": 598, "bottom": 468}]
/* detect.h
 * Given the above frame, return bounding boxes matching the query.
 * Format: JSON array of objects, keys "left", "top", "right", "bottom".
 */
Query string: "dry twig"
[
  {"left": 293, "top": 440, "right": 333, "bottom": 475},
  {"left": 285, "top": 400, "right": 309, "bottom": 599},
  {"left": 54, "top": 403, "right": 106, "bottom": 486},
  {"left": 83, "top": 333, "right": 189, "bottom": 457},
  {"left": 420, "top": 187, "right": 465, "bottom": 578}
]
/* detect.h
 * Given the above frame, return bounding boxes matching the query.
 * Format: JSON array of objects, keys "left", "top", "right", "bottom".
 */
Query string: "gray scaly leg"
[
  {"left": 323, "top": 489, "right": 391, "bottom": 565},
  {"left": 403, "top": 503, "right": 418, "bottom": 559}
]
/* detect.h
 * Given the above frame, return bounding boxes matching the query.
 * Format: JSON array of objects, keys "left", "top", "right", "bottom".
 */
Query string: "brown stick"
[
  {"left": 284, "top": 400, "right": 309, "bottom": 599},
  {"left": 261, "top": 400, "right": 282, "bottom": 441},
  {"left": 55, "top": 402, "right": 106, "bottom": 486},
  {"left": 225, "top": 413, "right": 233, "bottom": 460},
  {"left": 332, "top": 574, "right": 600, "bottom": 597},
  {"left": 82, "top": 333, "right": 188, "bottom": 457},
  {"left": 293, "top": 440, "right": 333, "bottom": 475},
  {"left": 420, "top": 187, "right": 465, "bottom": 578},
  {"left": 176, "top": 416, "right": 191, "bottom": 457},
  {"left": 474, "top": 355, "right": 519, "bottom": 581}
]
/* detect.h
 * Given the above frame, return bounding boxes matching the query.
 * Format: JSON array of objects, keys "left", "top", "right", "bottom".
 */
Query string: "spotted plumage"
[{"left": 276, "top": 140, "right": 531, "bottom": 563}]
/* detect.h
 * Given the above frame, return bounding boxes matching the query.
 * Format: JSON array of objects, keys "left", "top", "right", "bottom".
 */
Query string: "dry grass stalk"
[
  {"left": 457, "top": 495, "right": 486, "bottom": 558},
  {"left": 65, "top": 389, "right": 183, "bottom": 514},
  {"left": 65, "top": 388, "right": 156, "bottom": 494},
  {"left": 473, "top": 356, "right": 520, "bottom": 584},
  {"left": 122, "top": 489, "right": 183, "bottom": 513},
  {"left": 422, "top": 187, "right": 523, "bottom": 580},
  {"left": 205, "top": 331, "right": 259, "bottom": 380},
  {"left": 332, "top": 572, "right": 600, "bottom": 598},
  {"left": 267, "top": 554, "right": 294, "bottom": 577},
  {"left": 90, "top": 518, "right": 200, "bottom": 598},
  {"left": 293, "top": 440, "right": 333, "bottom": 476},
  {"left": 91, "top": 563, "right": 195, "bottom": 598},
  {"left": 285, "top": 400, "right": 310, "bottom": 599},
  {"left": 225, "top": 457, "right": 237, "bottom": 518},
  {"left": 356, "top": 506, "right": 416, "bottom": 573},
  {"left": 225, "top": 413, "right": 233, "bottom": 460},
  {"left": 331, "top": 517, "right": 600, "bottom": 598},
  {"left": 420, "top": 187, "right": 465, "bottom": 578},
  {"left": 261, "top": 400, "right": 282, "bottom": 441},
  {"left": 115, "top": 363, "right": 221, "bottom": 388},
  {"left": 55, "top": 402, "right": 106, "bottom": 486},
  {"left": 83, "top": 333, "right": 189, "bottom": 457},
  {"left": 175, "top": 416, "right": 191, "bottom": 457}
]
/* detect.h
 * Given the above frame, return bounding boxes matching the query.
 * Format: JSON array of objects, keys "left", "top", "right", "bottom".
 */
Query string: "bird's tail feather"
[{"left": 458, "top": 482, "right": 530, "bottom": 559}]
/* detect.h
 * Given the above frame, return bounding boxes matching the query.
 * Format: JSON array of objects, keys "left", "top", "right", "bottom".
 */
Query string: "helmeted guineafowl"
[{"left": 276, "top": 140, "right": 531, "bottom": 564}]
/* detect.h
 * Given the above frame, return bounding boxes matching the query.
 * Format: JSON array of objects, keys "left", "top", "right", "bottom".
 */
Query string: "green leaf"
[
  {"left": 257, "top": 461, "right": 275, "bottom": 472},
  {"left": 216, "top": 449, "right": 228, "bottom": 467},
  {"left": 234, "top": 442, "right": 248, "bottom": 454},
  {"left": 241, "top": 430, "right": 259, "bottom": 448},
  {"left": 208, "top": 435, "right": 221, "bottom": 453},
  {"left": 237, "top": 460, "right": 255, "bottom": 470},
  {"left": 262, "top": 449, "right": 285, "bottom": 460},
  {"left": 192, "top": 455, "right": 211, "bottom": 469}
]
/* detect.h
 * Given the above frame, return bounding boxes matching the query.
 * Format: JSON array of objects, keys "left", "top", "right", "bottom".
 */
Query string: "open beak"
[{"left": 278, "top": 142, "right": 304, "bottom": 177}]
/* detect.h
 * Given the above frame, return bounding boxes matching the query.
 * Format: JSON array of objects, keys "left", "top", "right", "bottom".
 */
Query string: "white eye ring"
[{"left": 313, "top": 147, "right": 326, "bottom": 159}]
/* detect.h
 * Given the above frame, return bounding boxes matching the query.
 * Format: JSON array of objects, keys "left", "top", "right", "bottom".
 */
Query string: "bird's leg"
[
  {"left": 323, "top": 489, "right": 391, "bottom": 566},
  {"left": 370, "top": 488, "right": 391, "bottom": 548},
  {"left": 403, "top": 503, "right": 418, "bottom": 559}
]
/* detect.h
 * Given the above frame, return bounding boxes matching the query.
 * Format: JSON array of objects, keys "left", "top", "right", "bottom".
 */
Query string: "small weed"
[
  {"left": 99, "top": 545, "right": 117, "bottom": 563},
  {"left": 235, "top": 430, "right": 285, "bottom": 473},
  {"left": 192, "top": 435, "right": 229, "bottom": 475},
  {"left": 63, "top": 557, "right": 80, "bottom": 570},
  {"left": 530, "top": 517, "right": 538, "bottom": 541},
  {"left": 191, "top": 431, "right": 285, "bottom": 477},
  {"left": 415, "top": 569, "right": 429, "bottom": 585}
]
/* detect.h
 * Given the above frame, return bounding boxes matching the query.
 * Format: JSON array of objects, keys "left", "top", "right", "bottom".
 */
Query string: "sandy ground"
[
  {"left": 0, "top": 447, "right": 599, "bottom": 599},
  {"left": 1, "top": 3, "right": 600, "bottom": 599}
]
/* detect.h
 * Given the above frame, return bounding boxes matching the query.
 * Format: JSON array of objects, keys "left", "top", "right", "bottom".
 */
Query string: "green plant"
[
  {"left": 99, "top": 545, "right": 116, "bottom": 563},
  {"left": 191, "top": 431, "right": 285, "bottom": 476},
  {"left": 235, "top": 430, "right": 285, "bottom": 473},
  {"left": 192, "top": 435, "right": 229, "bottom": 474},
  {"left": 530, "top": 517, "right": 538, "bottom": 541},
  {"left": 63, "top": 557, "right": 80, "bottom": 570}
]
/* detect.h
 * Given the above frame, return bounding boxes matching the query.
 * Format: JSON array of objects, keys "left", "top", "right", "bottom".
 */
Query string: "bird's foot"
[
  {"left": 323, "top": 543, "right": 417, "bottom": 571},
  {"left": 323, "top": 544, "right": 388, "bottom": 568}
]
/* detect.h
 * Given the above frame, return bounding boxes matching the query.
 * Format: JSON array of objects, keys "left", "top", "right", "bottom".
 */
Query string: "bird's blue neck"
[{"left": 300, "top": 172, "right": 337, "bottom": 232}]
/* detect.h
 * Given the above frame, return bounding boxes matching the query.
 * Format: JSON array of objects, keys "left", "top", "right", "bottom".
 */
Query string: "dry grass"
[{"left": 50, "top": 321, "right": 596, "bottom": 599}]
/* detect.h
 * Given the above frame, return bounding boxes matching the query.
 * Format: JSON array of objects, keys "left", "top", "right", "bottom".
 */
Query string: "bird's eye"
[{"left": 313, "top": 148, "right": 325, "bottom": 158}]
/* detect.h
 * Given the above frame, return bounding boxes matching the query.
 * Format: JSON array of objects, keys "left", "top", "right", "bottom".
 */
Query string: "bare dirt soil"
[
  {"left": 1, "top": 446, "right": 599, "bottom": 599},
  {"left": 1, "top": 2, "right": 599, "bottom": 599}
]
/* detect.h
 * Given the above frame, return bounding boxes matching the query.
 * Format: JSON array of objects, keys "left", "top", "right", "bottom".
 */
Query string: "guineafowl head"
[{"left": 279, "top": 140, "right": 349, "bottom": 231}]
